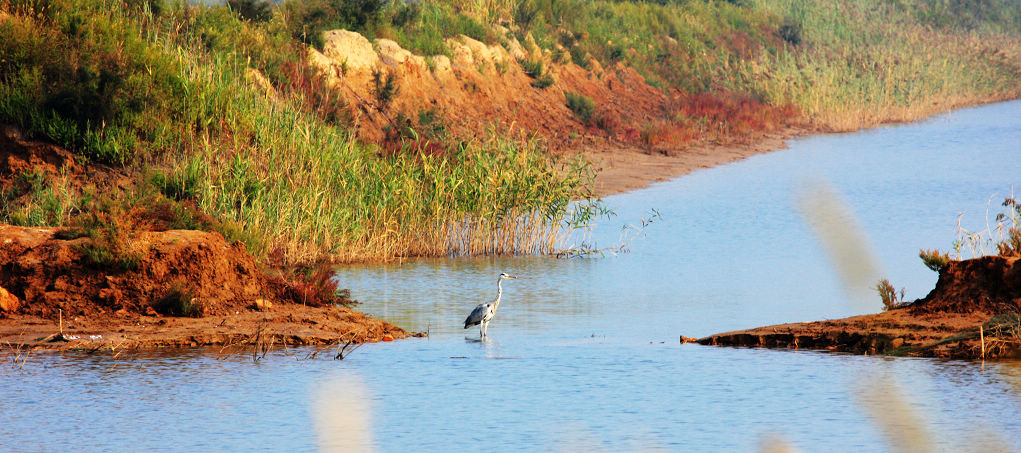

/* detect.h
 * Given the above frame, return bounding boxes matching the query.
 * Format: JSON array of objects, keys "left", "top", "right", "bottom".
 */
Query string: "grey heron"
[{"left": 463, "top": 272, "right": 517, "bottom": 340}]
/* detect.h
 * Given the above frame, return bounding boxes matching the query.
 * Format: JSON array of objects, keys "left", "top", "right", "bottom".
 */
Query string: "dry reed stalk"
[{"left": 981, "top": 325, "right": 986, "bottom": 360}]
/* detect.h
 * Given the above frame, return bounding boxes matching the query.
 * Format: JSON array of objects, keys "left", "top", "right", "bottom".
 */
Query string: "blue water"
[{"left": 3, "top": 101, "right": 1021, "bottom": 452}]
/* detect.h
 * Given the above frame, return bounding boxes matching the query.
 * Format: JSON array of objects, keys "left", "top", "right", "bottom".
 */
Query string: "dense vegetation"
[
  {"left": 1, "top": 0, "right": 596, "bottom": 264},
  {"left": 2, "top": 0, "right": 1021, "bottom": 265}
]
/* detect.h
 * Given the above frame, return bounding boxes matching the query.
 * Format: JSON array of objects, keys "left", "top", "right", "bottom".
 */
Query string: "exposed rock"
[
  {"left": 447, "top": 39, "right": 475, "bottom": 69},
  {"left": 0, "top": 224, "right": 413, "bottom": 349},
  {"left": 911, "top": 255, "right": 1021, "bottom": 314},
  {"left": 308, "top": 29, "right": 673, "bottom": 152},
  {"left": 524, "top": 33, "right": 541, "bottom": 58},
  {"left": 307, "top": 47, "right": 342, "bottom": 85},
  {"left": 0, "top": 286, "right": 19, "bottom": 313},
  {"left": 429, "top": 55, "right": 454, "bottom": 79},
  {"left": 376, "top": 39, "right": 414, "bottom": 66},
  {"left": 506, "top": 38, "right": 527, "bottom": 60},
  {"left": 245, "top": 67, "right": 278, "bottom": 99},
  {"left": 1, "top": 125, "right": 77, "bottom": 179},
  {"left": 321, "top": 29, "right": 380, "bottom": 73}
]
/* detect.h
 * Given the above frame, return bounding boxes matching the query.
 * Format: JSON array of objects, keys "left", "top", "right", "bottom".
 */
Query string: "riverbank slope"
[{"left": 0, "top": 224, "right": 412, "bottom": 351}]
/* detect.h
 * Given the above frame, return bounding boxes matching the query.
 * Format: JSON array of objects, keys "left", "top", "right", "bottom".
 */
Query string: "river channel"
[{"left": 4, "top": 101, "right": 1021, "bottom": 451}]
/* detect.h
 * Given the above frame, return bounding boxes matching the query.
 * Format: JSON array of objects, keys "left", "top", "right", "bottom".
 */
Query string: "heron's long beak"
[{"left": 507, "top": 276, "right": 518, "bottom": 279}]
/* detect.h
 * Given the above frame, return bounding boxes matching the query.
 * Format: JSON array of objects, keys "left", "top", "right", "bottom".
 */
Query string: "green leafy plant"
[{"left": 519, "top": 57, "right": 545, "bottom": 78}]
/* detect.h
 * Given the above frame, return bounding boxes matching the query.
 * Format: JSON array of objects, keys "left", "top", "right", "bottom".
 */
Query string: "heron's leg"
[{"left": 480, "top": 322, "right": 485, "bottom": 340}]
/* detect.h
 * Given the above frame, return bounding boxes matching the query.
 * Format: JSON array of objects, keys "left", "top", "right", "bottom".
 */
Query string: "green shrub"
[
  {"left": 519, "top": 58, "right": 545, "bottom": 78},
  {"left": 1, "top": 170, "right": 84, "bottom": 227},
  {"left": 565, "top": 92, "right": 596, "bottom": 123},
  {"left": 153, "top": 283, "right": 205, "bottom": 317},
  {"left": 279, "top": 0, "right": 386, "bottom": 47},
  {"left": 531, "top": 73, "right": 555, "bottom": 89},
  {"left": 372, "top": 69, "right": 401, "bottom": 109},
  {"left": 0, "top": 0, "right": 191, "bottom": 164},
  {"left": 66, "top": 203, "right": 144, "bottom": 271},
  {"left": 778, "top": 16, "right": 802, "bottom": 45},
  {"left": 919, "top": 248, "right": 950, "bottom": 272},
  {"left": 227, "top": 0, "right": 272, "bottom": 22}
]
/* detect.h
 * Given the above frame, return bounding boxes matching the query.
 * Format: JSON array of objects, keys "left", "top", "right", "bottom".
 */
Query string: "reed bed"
[
  {"left": 175, "top": 63, "right": 592, "bottom": 264},
  {"left": 376, "top": 0, "right": 1021, "bottom": 132},
  {"left": 745, "top": 0, "right": 1021, "bottom": 131},
  {"left": 173, "top": 50, "right": 592, "bottom": 264}
]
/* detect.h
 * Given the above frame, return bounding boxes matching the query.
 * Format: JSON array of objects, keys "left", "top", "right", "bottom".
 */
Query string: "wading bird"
[{"left": 464, "top": 273, "right": 517, "bottom": 340}]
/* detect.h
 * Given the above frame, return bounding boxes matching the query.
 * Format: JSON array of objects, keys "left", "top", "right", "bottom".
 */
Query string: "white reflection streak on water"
[
  {"left": 797, "top": 179, "right": 883, "bottom": 311},
  {"left": 314, "top": 374, "right": 373, "bottom": 453},
  {"left": 797, "top": 180, "right": 1019, "bottom": 453}
]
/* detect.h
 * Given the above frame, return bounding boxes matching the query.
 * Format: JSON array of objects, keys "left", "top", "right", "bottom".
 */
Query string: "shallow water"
[{"left": 4, "top": 101, "right": 1021, "bottom": 452}]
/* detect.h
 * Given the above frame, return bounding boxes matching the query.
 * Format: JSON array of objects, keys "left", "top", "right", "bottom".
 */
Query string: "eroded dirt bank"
[
  {"left": 304, "top": 29, "right": 802, "bottom": 197},
  {"left": 0, "top": 225, "right": 413, "bottom": 350},
  {"left": 695, "top": 256, "right": 1021, "bottom": 359}
]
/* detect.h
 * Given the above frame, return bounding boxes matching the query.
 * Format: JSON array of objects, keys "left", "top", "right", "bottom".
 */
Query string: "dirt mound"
[
  {"left": 911, "top": 255, "right": 1021, "bottom": 314},
  {"left": 0, "top": 226, "right": 272, "bottom": 317},
  {"left": 696, "top": 308, "right": 1005, "bottom": 359},
  {"left": 697, "top": 255, "right": 1021, "bottom": 359},
  {"left": 0, "top": 225, "right": 412, "bottom": 347}
]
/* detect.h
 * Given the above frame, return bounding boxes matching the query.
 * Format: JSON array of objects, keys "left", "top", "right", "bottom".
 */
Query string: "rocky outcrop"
[
  {"left": 0, "top": 286, "right": 19, "bottom": 312},
  {"left": 0, "top": 225, "right": 270, "bottom": 318},
  {"left": 307, "top": 29, "right": 671, "bottom": 147}
]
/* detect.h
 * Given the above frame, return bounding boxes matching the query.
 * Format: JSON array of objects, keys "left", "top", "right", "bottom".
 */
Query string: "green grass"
[
  {"left": 0, "top": 0, "right": 594, "bottom": 264},
  {"left": 565, "top": 92, "right": 596, "bottom": 124}
]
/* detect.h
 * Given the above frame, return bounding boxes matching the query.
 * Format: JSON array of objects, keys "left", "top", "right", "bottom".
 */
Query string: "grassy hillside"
[
  {"left": 2, "top": 0, "right": 1020, "bottom": 265},
  {"left": 340, "top": 0, "right": 1021, "bottom": 131},
  {"left": 1, "top": 0, "right": 595, "bottom": 264}
]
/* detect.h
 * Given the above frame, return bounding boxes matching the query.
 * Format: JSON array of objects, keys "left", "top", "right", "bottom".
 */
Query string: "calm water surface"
[{"left": 4, "top": 101, "right": 1021, "bottom": 452}]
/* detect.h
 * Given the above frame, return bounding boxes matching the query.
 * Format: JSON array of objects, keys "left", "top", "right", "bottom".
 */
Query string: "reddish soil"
[
  {"left": 583, "top": 128, "right": 802, "bottom": 196},
  {"left": 0, "top": 124, "right": 129, "bottom": 195},
  {"left": 0, "top": 225, "right": 412, "bottom": 350},
  {"left": 308, "top": 31, "right": 802, "bottom": 196},
  {"left": 0, "top": 126, "right": 413, "bottom": 350},
  {"left": 696, "top": 256, "right": 1021, "bottom": 359}
]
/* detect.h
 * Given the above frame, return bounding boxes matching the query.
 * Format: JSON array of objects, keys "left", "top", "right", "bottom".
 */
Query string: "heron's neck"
[{"left": 493, "top": 278, "right": 504, "bottom": 307}]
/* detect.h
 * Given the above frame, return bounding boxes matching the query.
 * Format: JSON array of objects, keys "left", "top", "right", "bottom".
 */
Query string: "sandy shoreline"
[{"left": 585, "top": 128, "right": 806, "bottom": 197}]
